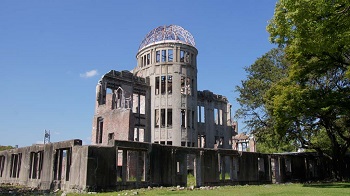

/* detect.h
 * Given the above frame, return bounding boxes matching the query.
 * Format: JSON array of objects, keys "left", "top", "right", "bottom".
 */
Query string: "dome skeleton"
[{"left": 138, "top": 25, "right": 196, "bottom": 51}]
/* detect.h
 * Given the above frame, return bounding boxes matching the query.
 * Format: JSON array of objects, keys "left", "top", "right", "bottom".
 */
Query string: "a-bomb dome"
[{"left": 138, "top": 25, "right": 195, "bottom": 51}]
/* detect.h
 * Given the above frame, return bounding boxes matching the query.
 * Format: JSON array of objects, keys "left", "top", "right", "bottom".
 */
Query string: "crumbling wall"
[
  {"left": 197, "top": 90, "right": 235, "bottom": 149},
  {"left": 91, "top": 70, "right": 151, "bottom": 146},
  {"left": 0, "top": 140, "right": 336, "bottom": 192}
]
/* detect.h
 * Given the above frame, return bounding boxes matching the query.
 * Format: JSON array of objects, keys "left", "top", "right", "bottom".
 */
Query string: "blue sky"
[{"left": 0, "top": 0, "right": 278, "bottom": 147}]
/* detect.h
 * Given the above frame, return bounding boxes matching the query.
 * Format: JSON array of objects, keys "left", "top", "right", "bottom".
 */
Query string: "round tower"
[{"left": 134, "top": 25, "right": 198, "bottom": 146}]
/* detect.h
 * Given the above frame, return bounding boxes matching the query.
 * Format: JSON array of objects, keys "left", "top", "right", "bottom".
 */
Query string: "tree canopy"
[
  {"left": 0, "top": 145, "right": 13, "bottom": 151},
  {"left": 266, "top": 0, "right": 350, "bottom": 179},
  {"left": 236, "top": 48, "right": 296, "bottom": 153}
]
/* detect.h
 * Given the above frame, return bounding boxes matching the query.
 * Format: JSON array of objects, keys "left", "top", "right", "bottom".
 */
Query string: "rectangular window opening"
[
  {"left": 161, "top": 109, "right": 166, "bottom": 127},
  {"left": 181, "top": 109, "right": 186, "bottom": 127},
  {"left": 167, "top": 75, "right": 172, "bottom": 94},
  {"left": 96, "top": 117, "right": 103, "bottom": 144},
  {"left": 185, "top": 51, "right": 190, "bottom": 63},
  {"left": 156, "top": 51, "right": 160, "bottom": 62},
  {"left": 0, "top": 156, "right": 5, "bottom": 177},
  {"left": 187, "top": 110, "right": 191, "bottom": 128},
  {"left": 167, "top": 109, "right": 172, "bottom": 127},
  {"left": 219, "top": 109, "right": 223, "bottom": 125},
  {"left": 147, "top": 53, "right": 150, "bottom": 65},
  {"left": 180, "top": 50, "right": 185, "bottom": 62},
  {"left": 214, "top": 108, "right": 218, "bottom": 125},
  {"left": 155, "top": 76, "right": 160, "bottom": 95},
  {"left": 168, "top": 49, "right": 173, "bottom": 62},
  {"left": 198, "top": 135, "right": 206, "bottom": 148},
  {"left": 201, "top": 106, "right": 205, "bottom": 123},
  {"left": 186, "top": 77, "right": 191, "bottom": 96},
  {"left": 181, "top": 77, "right": 185, "bottom": 95},
  {"left": 161, "top": 50, "right": 166, "bottom": 62},
  {"left": 161, "top": 76, "right": 166, "bottom": 94},
  {"left": 155, "top": 109, "right": 160, "bottom": 128},
  {"left": 140, "top": 95, "right": 146, "bottom": 114}
]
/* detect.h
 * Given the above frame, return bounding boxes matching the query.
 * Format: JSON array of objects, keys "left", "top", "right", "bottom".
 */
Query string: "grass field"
[
  {"left": 67, "top": 183, "right": 350, "bottom": 196},
  {"left": 1, "top": 182, "right": 349, "bottom": 195}
]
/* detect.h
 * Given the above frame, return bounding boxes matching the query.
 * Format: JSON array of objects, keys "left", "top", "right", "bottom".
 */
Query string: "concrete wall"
[
  {"left": 0, "top": 140, "right": 85, "bottom": 192},
  {"left": 197, "top": 90, "right": 235, "bottom": 149},
  {"left": 0, "top": 140, "right": 335, "bottom": 193}
]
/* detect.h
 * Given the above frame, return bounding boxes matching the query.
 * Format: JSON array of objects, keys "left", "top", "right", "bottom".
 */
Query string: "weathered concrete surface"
[{"left": 0, "top": 139, "right": 337, "bottom": 193}]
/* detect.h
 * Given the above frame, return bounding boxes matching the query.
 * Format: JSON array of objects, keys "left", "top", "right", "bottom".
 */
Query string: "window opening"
[
  {"left": 138, "top": 95, "right": 146, "bottom": 114},
  {"left": 219, "top": 110, "right": 223, "bottom": 125},
  {"left": 29, "top": 152, "right": 43, "bottom": 179},
  {"left": 53, "top": 149, "right": 72, "bottom": 181},
  {"left": 155, "top": 76, "right": 159, "bottom": 95},
  {"left": 181, "top": 77, "right": 185, "bottom": 94},
  {"left": 161, "top": 109, "right": 166, "bottom": 127},
  {"left": 143, "top": 55, "right": 146, "bottom": 67},
  {"left": 161, "top": 76, "right": 166, "bottom": 94},
  {"left": 185, "top": 51, "right": 190, "bottom": 63},
  {"left": 180, "top": 50, "right": 185, "bottom": 62},
  {"left": 0, "top": 156, "right": 5, "bottom": 177},
  {"left": 139, "top": 128, "right": 144, "bottom": 142},
  {"left": 199, "top": 106, "right": 205, "bottom": 123},
  {"left": 108, "top": 132, "right": 115, "bottom": 142},
  {"left": 191, "top": 53, "right": 194, "bottom": 64},
  {"left": 198, "top": 135, "right": 206, "bottom": 148},
  {"left": 167, "top": 109, "right": 172, "bottom": 127},
  {"left": 258, "top": 157, "right": 265, "bottom": 172},
  {"left": 116, "top": 87, "right": 124, "bottom": 108},
  {"left": 161, "top": 50, "right": 166, "bottom": 62},
  {"left": 147, "top": 53, "right": 150, "bottom": 65},
  {"left": 156, "top": 51, "right": 160, "bottom": 62},
  {"left": 181, "top": 109, "right": 186, "bottom": 127},
  {"left": 168, "top": 49, "right": 173, "bottom": 62},
  {"left": 155, "top": 109, "right": 160, "bottom": 128},
  {"left": 187, "top": 78, "right": 191, "bottom": 95},
  {"left": 10, "top": 153, "right": 22, "bottom": 178},
  {"left": 167, "top": 75, "right": 172, "bottom": 94},
  {"left": 181, "top": 77, "right": 191, "bottom": 95},
  {"left": 96, "top": 117, "right": 103, "bottom": 144},
  {"left": 167, "top": 141, "right": 172, "bottom": 146},
  {"left": 214, "top": 108, "right": 218, "bottom": 125},
  {"left": 187, "top": 110, "right": 191, "bottom": 128}
]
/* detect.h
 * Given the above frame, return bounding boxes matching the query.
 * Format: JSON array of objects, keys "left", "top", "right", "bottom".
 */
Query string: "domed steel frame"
[{"left": 138, "top": 25, "right": 195, "bottom": 51}]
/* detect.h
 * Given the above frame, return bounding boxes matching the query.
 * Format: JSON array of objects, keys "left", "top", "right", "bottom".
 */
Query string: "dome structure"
[{"left": 138, "top": 25, "right": 196, "bottom": 51}]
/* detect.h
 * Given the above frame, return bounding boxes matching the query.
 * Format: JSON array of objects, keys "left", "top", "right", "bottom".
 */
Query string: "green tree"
[
  {"left": 0, "top": 145, "right": 13, "bottom": 151},
  {"left": 236, "top": 48, "right": 296, "bottom": 153},
  {"left": 267, "top": 0, "right": 350, "bottom": 180}
]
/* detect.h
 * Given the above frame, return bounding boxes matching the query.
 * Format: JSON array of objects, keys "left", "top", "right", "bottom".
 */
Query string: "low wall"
[{"left": 0, "top": 139, "right": 333, "bottom": 192}]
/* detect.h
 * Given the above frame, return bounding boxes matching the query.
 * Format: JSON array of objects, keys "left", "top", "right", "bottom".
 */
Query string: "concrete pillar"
[
  {"left": 195, "top": 151, "right": 204, "bottom": 187},
  {"left": 122, "top": 150, "right": 127, "bottom": 183}
]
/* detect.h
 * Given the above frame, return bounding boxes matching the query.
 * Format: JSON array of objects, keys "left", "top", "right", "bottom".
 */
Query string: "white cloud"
[{"left": 80, "top": 69, "right": 98, "bottom": 78}]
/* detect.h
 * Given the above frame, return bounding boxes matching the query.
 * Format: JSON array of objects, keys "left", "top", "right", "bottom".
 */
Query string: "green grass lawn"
[{"left": 67, "top": 183, "right": 350, "bottom": 196}]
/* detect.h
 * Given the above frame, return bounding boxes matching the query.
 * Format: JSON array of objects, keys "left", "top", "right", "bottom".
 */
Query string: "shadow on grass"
[{"left": 303, "top": 183, "right": 350, "bottom": 189}]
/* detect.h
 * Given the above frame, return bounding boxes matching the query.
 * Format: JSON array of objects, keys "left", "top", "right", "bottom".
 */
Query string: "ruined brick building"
[
  {"left": 1, "top": 24, "right": 338, "bottom": 193},
  {"left": 91, "top": 25, "right": 236, "bottom": 149}
]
